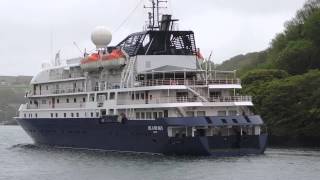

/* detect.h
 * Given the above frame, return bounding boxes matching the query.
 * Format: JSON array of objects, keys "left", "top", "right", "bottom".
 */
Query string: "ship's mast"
[{"left": 144, "top": 0, "right": 168, "bottom": 30}]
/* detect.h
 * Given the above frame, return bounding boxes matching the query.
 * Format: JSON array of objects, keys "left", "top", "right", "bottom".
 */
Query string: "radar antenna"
[{"left": 144, "top": 0, "right": 168, "bottom": 30}]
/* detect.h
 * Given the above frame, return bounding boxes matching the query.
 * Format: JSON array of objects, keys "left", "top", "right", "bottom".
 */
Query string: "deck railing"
[
  {"left": 135, "top": 79, "right": 241, "bottom": 87},
  {"left": 117, "top": 96, "right": 252, "bottom": 105}
]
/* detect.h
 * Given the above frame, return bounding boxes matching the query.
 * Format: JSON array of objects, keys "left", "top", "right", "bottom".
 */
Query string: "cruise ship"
[{"left": 16, "top": 0, "right": 267, "bottom": 156}]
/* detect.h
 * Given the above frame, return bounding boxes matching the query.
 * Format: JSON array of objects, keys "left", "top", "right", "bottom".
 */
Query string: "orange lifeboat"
[
  {"left": 101, "top": 49, "right": 126, "bottom": 69},
  {"left": 80, "top": 53, "right": 102, "bottom": 71}
]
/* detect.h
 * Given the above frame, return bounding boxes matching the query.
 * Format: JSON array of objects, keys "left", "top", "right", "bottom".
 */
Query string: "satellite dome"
[{"left": 91, "top": 26, "right": 112, "bottom": 49}]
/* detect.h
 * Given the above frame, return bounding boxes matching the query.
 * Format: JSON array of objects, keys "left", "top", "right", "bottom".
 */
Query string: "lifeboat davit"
[
  {"left": 101, "top": 49, "right": 126, "bottom": 69},
  {"left": 80, "top": 49, "right": 126, "bottom": 71},
  {"left": 80, "top": 53, "right": 101, "bottom": 71}
]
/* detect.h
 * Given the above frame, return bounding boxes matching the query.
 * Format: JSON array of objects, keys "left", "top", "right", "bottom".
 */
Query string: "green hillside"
[
  {"left": 0, "top": 76, "right": 31, "bottom": 125},
  {"left": 219, "top": 0, "right": 320, "bottom": 146}
]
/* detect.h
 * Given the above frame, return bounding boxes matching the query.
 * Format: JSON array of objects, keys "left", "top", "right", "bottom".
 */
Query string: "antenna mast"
[{"left": 144, "top": 0, "right": 168, "bottom": 30}]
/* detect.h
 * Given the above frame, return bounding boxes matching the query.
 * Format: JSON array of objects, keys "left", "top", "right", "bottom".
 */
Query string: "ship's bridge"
[{"left": 114, "top": 30, "right": 197, "bottom": 57}]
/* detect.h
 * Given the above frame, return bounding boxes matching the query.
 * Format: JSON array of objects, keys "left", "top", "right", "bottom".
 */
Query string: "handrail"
[
  {"left": 117, "top": 96, "right": 252, "bottom": 105},
  {"left": 135, "top": 79, "right": 241, "bottom": 87}
]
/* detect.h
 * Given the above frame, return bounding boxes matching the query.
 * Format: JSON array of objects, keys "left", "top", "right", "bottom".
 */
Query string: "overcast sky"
[{"left": 0, "top": 0, "right": 306, "bottom": 76}]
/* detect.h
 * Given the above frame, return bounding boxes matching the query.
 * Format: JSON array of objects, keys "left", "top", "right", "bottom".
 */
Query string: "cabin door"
[
  {"left": 52, "top": 97, "right": 55, "bottom": 108},
  {"left": 145, "top": 91, "right": 149, "bottom": 104}
]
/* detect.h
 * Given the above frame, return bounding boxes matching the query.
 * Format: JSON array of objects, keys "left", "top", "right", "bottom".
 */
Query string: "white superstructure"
[{"left": 19, "top": 20, "right": 253, "bottom": 122}]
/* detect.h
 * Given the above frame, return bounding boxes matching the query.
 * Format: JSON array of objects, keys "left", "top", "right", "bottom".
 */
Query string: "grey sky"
[{"left": 0, "top": 0, "right": 306, "bottom": 76}]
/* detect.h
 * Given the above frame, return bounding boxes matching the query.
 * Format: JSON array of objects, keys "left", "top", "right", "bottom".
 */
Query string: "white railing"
[
  {"left": 51, "top": 88, "right": 85, "bottom": 94},
  {"left": 135, "top": 79, "right": 241, "bottom": 87},
  {"left": 117, "top": 96, "right": 252, "bottom": 105}
]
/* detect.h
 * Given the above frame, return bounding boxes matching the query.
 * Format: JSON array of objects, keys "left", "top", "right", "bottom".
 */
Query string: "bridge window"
[
  {"left": 91, "top": 112, "right": 94, "bottom": 117},
  {"left": 66, "top": 98, "right": 69, "bottom": 103},
  {"left": 82, "top": 97, "right": 86, "bottom": 102},
  {"left": 57, "top": 99, "right": 60, "bottom": 103},
  {"left": 51, "top": 113, "right": 53, "bottom": 118},
  {"left": 76, "top": 113, "right": 79, "bottom": 117},
  {"left": 71, "top": 113, "right": 74, "bottom": 117},
  {"left": 55, "top": 113, "right": 58, "bottom": 118},
  {"left": 35, "top": 113, "right": 38, "bottom": 118},
  {"left": 136, "top": 93, "right": 139, "bottom": 100},
  {"left": 64, "top": 113, "right": 66, "bottom": 118},
  {"left": 74, "top": 98, "right": 77, "bottom": 103},
  {"left": 136, "top": 112, "right": 140, "bottom": 119}
]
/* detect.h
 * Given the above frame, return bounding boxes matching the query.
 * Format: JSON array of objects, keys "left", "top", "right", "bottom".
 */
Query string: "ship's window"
[
  {"left": 153, "top": 112, "right": 158, "bottom": 119},
  {"left": 30, "top": 100, "right": 32, "bottom": 105},
  {"left": 232, "top": 119, "right": 238, "bottom": 124},
  {"left": 146, "top": 112, "right": 152, "bottom": 119},
  {"left": 136, "top": 112, "right": 140, "bottom": 119},
  {"left": 136, "top": 93, "right": 139, "bottom": 100},
  {"left": 55, "top": 113, "right": 58, "bottom": 118},
  {"left": 24, "top": 114, "right": 26, "bottom": 118},
  {"left": 51, "top": 113, "right": 53, "bottom": 118},
  {"left": 64, "top": 113, "right": 66, "bottom": 118},
  {"left": 91, "top": 112, "right": 94, "bottom": 117},
  {"left": 35, "top": 113, "right": 38, "bottom": 118},
  {"left": 164, "top": 110, "right": 169, "bottom": 118},
  {"left": 131, "top": 94, "right": 134, "bottom": 100},
  {"left": 141, "top": 112, "right": 145, "bottom": 119},
  {"left": 83, "top": 97, "right": 86, "bottom": 102},
  {"left": 42, "top": 100, "right": 46, "bottom": 104},
  {"left": 76, "top": 113, "right": 79, "bottom": 117},
  {"left": 30, "top": 114, "right": 32, "bottom": 118},
  {"left": 91, "top": 97, "right": 95, "bottom": 102},
  {"left": 245, "top": 117, "right": 251, "bottom": 123},
  {"left": 66, "top": 98, "right": 69, "bottom": 103},
  {"left": 96, "top": 112, "right": 99, "bottom": 117},
  {"left": 110, "top": 92, "right": 115, "bottom": 100},
  {"left": 46, "top": 85, "right": 48, "bottom": 90},
  {"left": 186, "top": 111, "right": 195, "bottom": 117},
  {"left": 141, "top": 93, "right": 145, "bottom": 100},
  {"left": 158, "top": 112, "right": 163, "bottom": 118},
  {"left": 109, "top": 109, "right": 114, "bottom": 115},
  {"left": 229, "top": 110, "right": 237, "bottom": 116},
  {"left": 74, "top": 98, "right": 77, "bottom": 103},
  {"left": 221, "top": 119, "right": 227, "bottom": 124},
  {"left": 197, "top": 111, "right": 206, "bottom": 117},
  {"left": 71, "top": 113, "right": 74, "bottom": 117},
  {"left": 218, "top": 111, "right": 227, "bottom": 116},
  {"left": 57, "top": 99, "right": 60, "bottom": 103},
  {"left": 150, "top": 95, "right": 153, "bottom": 100}
]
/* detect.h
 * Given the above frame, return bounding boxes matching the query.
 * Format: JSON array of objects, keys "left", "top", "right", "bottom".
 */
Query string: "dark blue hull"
[{"left": 16, "top": 116, "right": 267, "bottom": 156}]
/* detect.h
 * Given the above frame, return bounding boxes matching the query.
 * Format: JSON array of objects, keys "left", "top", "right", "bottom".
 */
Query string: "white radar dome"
[{"left": 91, "top": 26, "right": 112, "bottom": 49}]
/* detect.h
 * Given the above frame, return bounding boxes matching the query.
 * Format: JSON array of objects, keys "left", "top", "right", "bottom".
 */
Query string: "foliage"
[
  {"left": 218, "top": 0, "right": 320, "bottom": 140},
  {"left": 243, "top": 70, "right": 320, "bottom": 137}
]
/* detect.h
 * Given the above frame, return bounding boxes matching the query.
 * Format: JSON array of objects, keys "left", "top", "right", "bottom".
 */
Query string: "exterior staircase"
[
  {"left": 186, "top": 86, "right": 209, "bottom": 102},
  {"left": 120, "top": 56, "right": 137, "bottom": 88}
]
